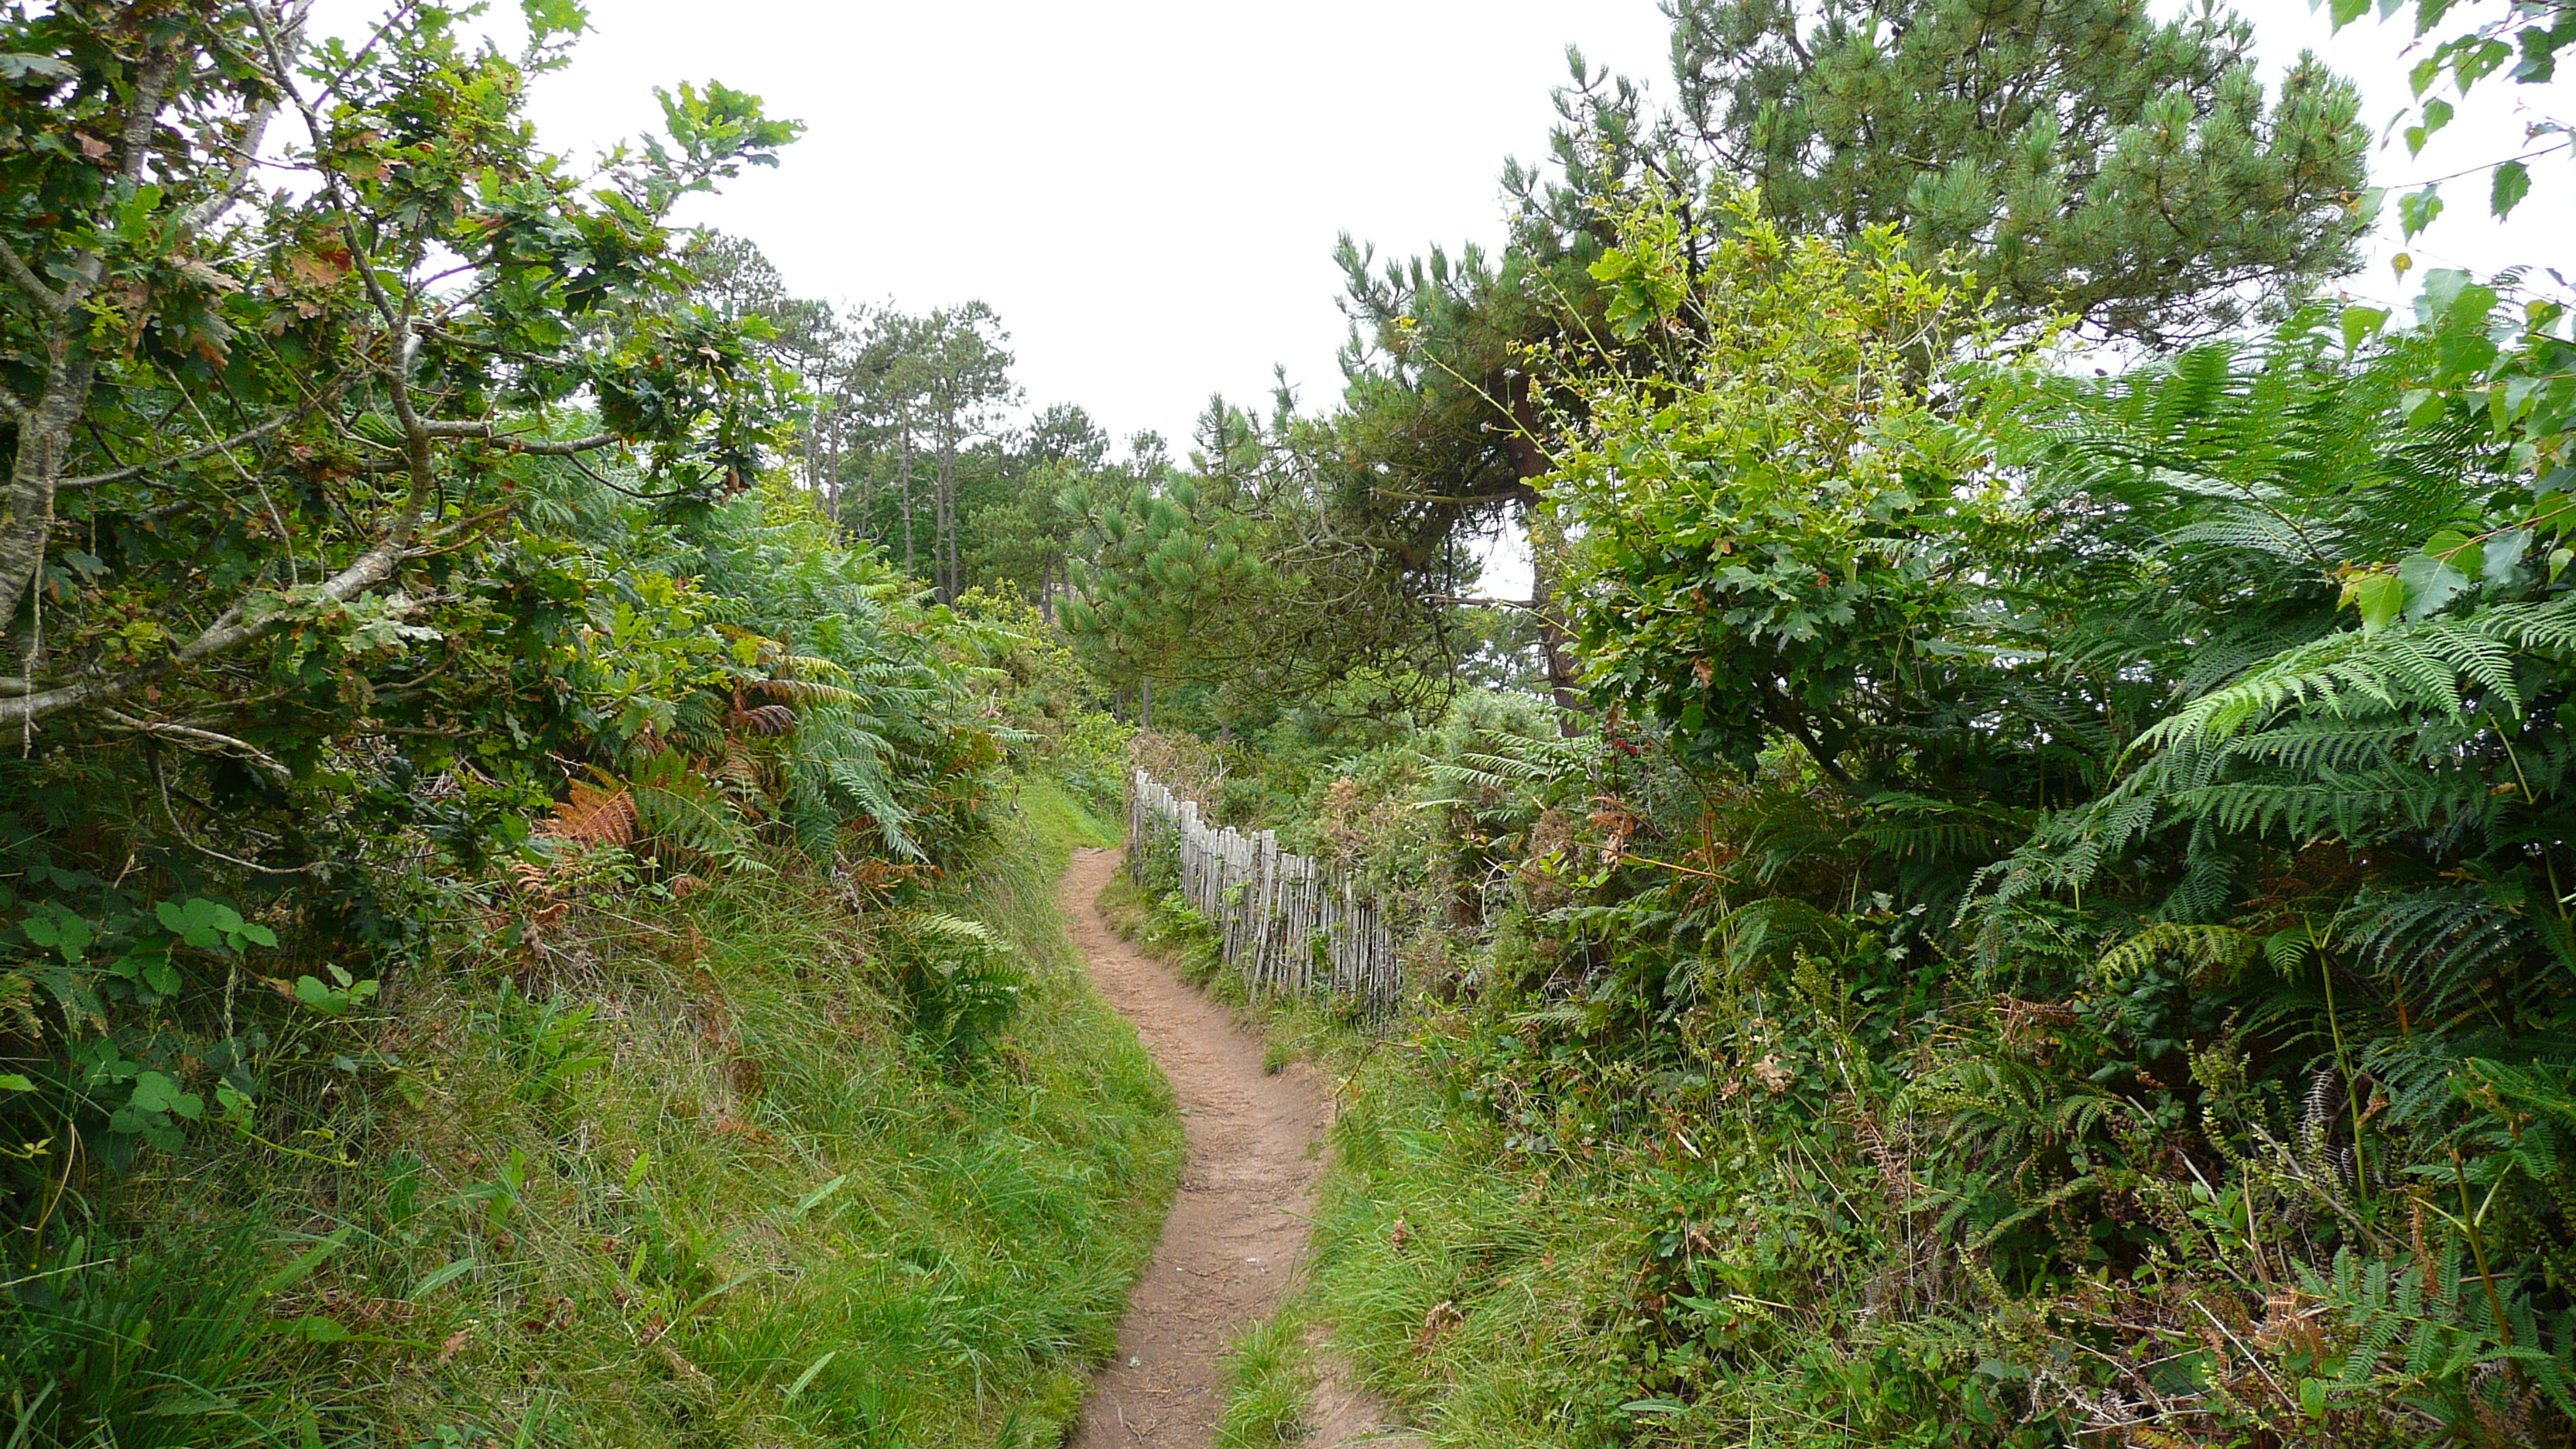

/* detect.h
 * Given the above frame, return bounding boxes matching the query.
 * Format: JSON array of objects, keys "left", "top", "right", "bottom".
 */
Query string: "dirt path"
[{"left": 1062, "top": 846, "right": 1401, "bottom": 1449}]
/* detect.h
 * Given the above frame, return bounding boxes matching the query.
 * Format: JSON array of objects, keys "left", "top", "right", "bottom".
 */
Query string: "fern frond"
[
  {"left": 2095, "top": 922, "right": 2256, "bottom": 985},
  {"left": 899, "top": 912, "right": 1005, "bottom": 954},
  {"left": 748, "top": 677, "right": 864, "bottom": 706},
  {"left": 539, "top": 776, "right": 639, "bottom": 848}
]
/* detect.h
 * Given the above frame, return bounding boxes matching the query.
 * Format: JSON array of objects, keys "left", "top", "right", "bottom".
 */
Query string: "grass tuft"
[{"left": 1214, "top": 1313, "right": 1316, "bottom": 1449}]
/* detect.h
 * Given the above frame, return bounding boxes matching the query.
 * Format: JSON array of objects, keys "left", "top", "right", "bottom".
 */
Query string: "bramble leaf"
[{"left": 2492, "top": 159, "right": 2532, "bottom": 218}]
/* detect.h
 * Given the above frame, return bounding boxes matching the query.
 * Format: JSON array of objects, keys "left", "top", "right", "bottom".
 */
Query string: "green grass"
[
  {"left": 1296, "top": 1046, "right": 1639, "bottom": 1447},
  {"left": 7, "top": 773, "right": 1181, "bottom": 1448},
  {"left": 1214, "top": 1314, "right": 1315, "bottom": 1449}
]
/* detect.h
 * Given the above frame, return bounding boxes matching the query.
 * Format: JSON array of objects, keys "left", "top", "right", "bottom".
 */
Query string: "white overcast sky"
[
  {"left": 305, "top": 0, "right": 2571, "bottom": 599},
  {"left": 401, "top": 0, "right": 1679, "bottom": 451},
  {"left": 309, "top": 2, "right": 2570, "bottom": 451}
]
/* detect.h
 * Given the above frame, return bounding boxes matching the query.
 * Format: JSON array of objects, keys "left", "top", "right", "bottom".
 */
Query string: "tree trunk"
[
  {"left": 945, "top": 444, "right": 963, "bottom": 602},
  {"left": 899, "top": 430, "right": 916, "bottom": 578},
  {"left": 848, "top": 406, "right": 871, "bottom": 543},
  {"left": 1525, "top": 513, "right": 1584, "bottom": 731},
  {"left": 1496, "top": 406, "right": 1584, "bottom": 731},
  {"left": 0, "top": 44, "right": 187, "bottom": 667},
  {"left": 2, "top": 354, "right": 98, "bottom": 673},
  {"left": 822, "top": 395, "right": 844, "bottom": 525},
  {"left": 935, "top": 441, "right": 957, "bottom": 604}
]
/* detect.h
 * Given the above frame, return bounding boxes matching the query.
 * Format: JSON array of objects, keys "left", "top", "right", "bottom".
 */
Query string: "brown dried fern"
[
  {"left": 724, "top": 703, "right": 797, "bottom": 737},
  {"left": 539, "top": 777, "right": 639, "bottom": 848},
  {"left": 713, "top": 747, "right": 765, "bottom": 803}
]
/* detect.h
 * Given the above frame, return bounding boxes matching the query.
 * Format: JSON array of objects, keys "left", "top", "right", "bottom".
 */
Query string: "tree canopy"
[
  {"left": 1665, "top": 0, "right": 2370, "bottom": 346},
  {"left": 1094, "top": 0, "right": 2382, "bottom": 716}
]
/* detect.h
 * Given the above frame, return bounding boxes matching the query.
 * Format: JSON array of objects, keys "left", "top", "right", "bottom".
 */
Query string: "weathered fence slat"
[{"left": 1125, "top": 768, "right": 1399, "bottom": 1015}]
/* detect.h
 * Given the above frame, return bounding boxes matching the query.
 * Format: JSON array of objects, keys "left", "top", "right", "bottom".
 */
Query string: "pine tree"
[
  {"left": 971, "top": 405, "right": 1112, "bottom": 618},
  {"left": 1664, "top": 0, "right": 2370, "bottom": 346},
  {"left": 1303, "top": 0, "right": 2376, "bottom": 707},
  {"left": 912, "top": 303, "right": 1017, "bottom": 605}
]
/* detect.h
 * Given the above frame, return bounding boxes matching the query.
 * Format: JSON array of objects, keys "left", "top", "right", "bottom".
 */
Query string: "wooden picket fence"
[{"left": 1126, "top": 769, "right": 1402, "bottom": 1012}]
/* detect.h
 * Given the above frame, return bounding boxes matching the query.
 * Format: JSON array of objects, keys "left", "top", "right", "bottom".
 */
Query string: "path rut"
[{"left": 1061, "top": 846, "right": 1405, "bottom": 1449}]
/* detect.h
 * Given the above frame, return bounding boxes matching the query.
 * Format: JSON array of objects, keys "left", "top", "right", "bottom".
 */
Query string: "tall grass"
[
  {"left": 1294, "top": 1047, "right": 1635, "bottom": 1446},
  {"left": 2, "top": 776, "right": 1180, "bottom": 1447},
  {"left": 1214, "top": 1314, "right": 1314, "bottom": 1449}
]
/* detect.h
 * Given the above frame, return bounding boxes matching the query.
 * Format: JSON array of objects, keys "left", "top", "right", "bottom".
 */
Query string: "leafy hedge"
[{"left": 1242, "top": 204, "right": 2576, "bottom": 1445}]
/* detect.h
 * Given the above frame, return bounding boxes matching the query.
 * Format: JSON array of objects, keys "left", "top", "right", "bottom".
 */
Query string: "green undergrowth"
[
  {"left": 10, "top": 775, "right": 1181, "bottom": 1448},
  {"left": 1113, "top": 870, "right": 2057, "bottom": 1448},
  {"left": 1297, "top": 1044, "right": 1646, "bottom": 1446},
  {"left": 1284, "top": 1002, "right": 2119, "bottom": 1449}
]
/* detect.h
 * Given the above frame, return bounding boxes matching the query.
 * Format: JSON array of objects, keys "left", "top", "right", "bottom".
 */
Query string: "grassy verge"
[
  {"left": 16, "top": 774, "right": 1180, "bottom": 1448},
  {"left": 1291, "top": 1041, "right": 1636, "bottom": 1446}
]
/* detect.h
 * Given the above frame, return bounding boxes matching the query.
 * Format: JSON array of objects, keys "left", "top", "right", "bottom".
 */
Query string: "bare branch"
[
  {"left": 60, "top": 385, "right": 344, "bottom": 489},
  {"left": 182, "top": 2, "right": 313, "bottom": 234},
  {"left": 0, "top": 533, "right": 411, "bottom": 728},
  {"left": 308, "top": 0, "right": 424, "bottom": 108},
  {"left": 416, "top": 420, "right": 621, "bottom": 454},
  {"left": 146, "top": 748, "right": 321, "bottom": 875},
  {"left": 558, "top": 450, "right": 700, "bottom": 499},
  {"left": 103, "top": 709, "right": 293, "bottom": 784},
  {"left": 0, "top": 237, "right": 67, "bottom": 315}
]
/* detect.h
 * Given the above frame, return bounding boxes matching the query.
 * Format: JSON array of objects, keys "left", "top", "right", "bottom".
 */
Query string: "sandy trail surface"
[{"left": 1063, "top": 846, "right": 1408, "bottom": 1449}]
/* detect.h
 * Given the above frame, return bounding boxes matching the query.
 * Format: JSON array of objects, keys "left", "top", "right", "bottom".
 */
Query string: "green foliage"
[
  {"left": 0, "top": 0, "right": 801, "bottom": 745},
  {"left": 1547, "top": 193, "right": 1994, "bottom": 782},
  {"left": 1667, "top": 0, "right": 2370, "bottom": 344},
  {"left": 0, "top": 13, "right": 1177, "bottom": 1444},
  {"left": 1191, "top": 230, "right": 2576, "bottom": 1443},
  {"left": 1224, "top": 0, "right": 2379, "bottom": 711},
  {"left": 1048, "top": 388, "right": 1481, "bottom": 724},
  {"left": 1060, "top": 465, "right": 1259, "bottom": 695},
  {"left": 0, "top": 0, "right": 945, "bottom": 1221},
  {"left": 827, "top": 302, "right": 1019, "bottom": 603},
  {"left": 755, "top": 279, "right": 1092, "bottom": 610},
  {"left": 893, "top": 912, "right": 1025, "bottom": 1062}
]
